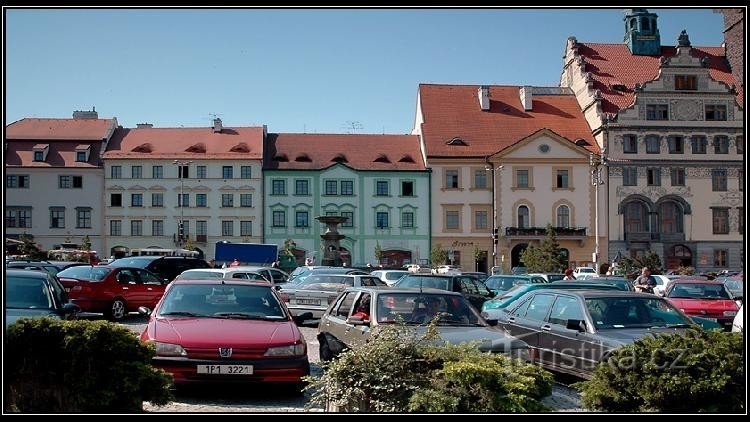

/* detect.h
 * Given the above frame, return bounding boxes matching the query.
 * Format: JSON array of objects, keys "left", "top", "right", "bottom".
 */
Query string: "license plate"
[
  {"left": 296, "top": 298, "right": 321, "bottom": 305},
  {"left": 703, "top": 318, "right": 717, "bottom": 322},
  {"left": 197, "top": 365, "right": 253, "bottom": 375}
]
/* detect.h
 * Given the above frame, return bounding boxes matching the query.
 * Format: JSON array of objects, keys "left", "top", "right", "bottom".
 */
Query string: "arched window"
[
  {"left": 624, "top": 202, "right": 648, "bottom": 233},
  {"left": 556, "top": 205, "right": 570, "bottom": 227},
  {"left": 659, "top": 201, "right": 684, "bottom": 234},
  {"left": 518, "top": 206, "right": 530, "bottom": 228}
]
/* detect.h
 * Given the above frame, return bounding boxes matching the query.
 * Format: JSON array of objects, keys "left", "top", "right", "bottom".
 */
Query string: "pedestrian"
[
  {"left": 633, "top": 267, "right": 657, "bottom": 293},
  {"left": 563, "top": 268, "right": 576, "bottom": 280},
  {"left": 208, "top": 259, "right": 216, "bottom": 268},
  {"left": 230, "top": 258, "right": 240, "bottom": 267}
]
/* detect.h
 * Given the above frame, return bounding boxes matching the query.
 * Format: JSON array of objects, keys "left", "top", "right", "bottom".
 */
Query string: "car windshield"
[
  {"left": 7, "top": 275, "right": 53, "bottom": 309},
  {"left": 585, "top": 297, "right": 693, "bottom": 329},
  {"left": 395, "top": 276, "right": 450, "bottom": 291},
  {"left": 157, "top": 284, "right": 286, "bottom": 319},
  {"left": 385, "top": 271, "right": 409, "bottom": 281},
  {"left": 485, "top": 276, "right": 527, "bottom": 291},
  {"left": 56, "top": 265, "right": 110, "bottom": 281},
  {"left": 107, "top": 257, "right": 153, "bottom": 268},
  {"left": 294, "top": 275, "right": 354, "bottom": 291},
  {"left": 376, "top": 293, "right": 483, "bottom": 326},
  {"left": 667, "top": 283, "right": 732, "bottom": 299}
]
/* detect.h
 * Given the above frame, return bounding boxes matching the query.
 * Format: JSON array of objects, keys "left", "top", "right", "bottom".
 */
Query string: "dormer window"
[
  {"left": 398, "top": 155, "right": 415, "bottom": 163},
  {"left": 332, "top": 154, "right": 348, "bottom": 163},
  {"left": 446, "top": 137, "right": 467, "bottom": 146},
  {"left": 75, "top": 144, "right": 91, "bottom": 162},
  {"left": 374, "top": 154, "right": 391, "bottom": 163},
  {"left": 273, "top": 154, "right": 289, "bottom": 162},
  {"left": 612, "top": 84, "right": 628, "bottom": 92},
  {"left": 295, "top": 154, "right": 312, "bottom": 162},
  {"left": 33, "top": 144, "right": 49, "bottom": 162}
]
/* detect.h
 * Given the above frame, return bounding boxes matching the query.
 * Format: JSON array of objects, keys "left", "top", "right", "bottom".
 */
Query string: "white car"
[
  {"left": 732, "top": 304, "right": 743, "bottom": 333},
  {"left": 174, "top": 267, "right": 271, "bottom": 283},
  {"left": 573, "top": 267, "right": 596, "bottom": 277},
  {"left": 370, "top": 270, "right": 410, "bottom": 286}
]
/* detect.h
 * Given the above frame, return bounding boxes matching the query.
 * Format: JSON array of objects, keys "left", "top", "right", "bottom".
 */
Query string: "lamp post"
[
  {"left": 485, "top": 164, "right": 504, "bottom": 269},
  {"left": 173, "top": 160, "right": 192, "bottom": 247},
  {"left": 590, "top": 153, "right": 605, "bottom": 274}
]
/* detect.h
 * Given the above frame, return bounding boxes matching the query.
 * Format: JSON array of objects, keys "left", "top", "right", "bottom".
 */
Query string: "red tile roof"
[
  {"left": 574, "top": 43, "right": 743, "bottom": 114},
  {"left": 6, "top": 118, "right": 117, "bottom": 140},
  {"left": 264, "top": 133, "right": 426, "bottom": 171},
  {"left": 418, "top": 84, "right": 599, "bottom": 157},
  {"left": 5, "top": 141, "right": 103, "bottom": 168},
  {"left": 103, "top": 126, "right": 265, "bottom": 160}
]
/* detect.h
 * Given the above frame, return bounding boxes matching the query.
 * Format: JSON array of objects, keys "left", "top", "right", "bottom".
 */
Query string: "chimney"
[
  {"left": 520, "top": 86, "right": 533, "bottom": 111},
  {"left": 478, "top": 85, "right": 490, "bottom": 111},
  {"left": 73, "top": 107, "right": 98, "bottom": 120},
  {"left": 213, "top": 118, "right": 223, "bottom": 133},
  {"left": 136, "top": 123, "right": 153, "bottom": 129}
]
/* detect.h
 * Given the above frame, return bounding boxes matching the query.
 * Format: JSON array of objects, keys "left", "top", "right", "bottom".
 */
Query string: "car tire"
[
  {"left": 319, "top": 337, "right": 334, "bottom": 362},
  {"left": 108, "top": 298, "right": 127, "bottom": 321}
]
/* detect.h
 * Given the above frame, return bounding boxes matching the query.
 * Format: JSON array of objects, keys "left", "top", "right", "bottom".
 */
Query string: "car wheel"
[
  {"left": 319, "top": 337, "right": 334, "bottom": 362},
  {"left": 109, "top": 298, "right": 127, "bottom": 321}
]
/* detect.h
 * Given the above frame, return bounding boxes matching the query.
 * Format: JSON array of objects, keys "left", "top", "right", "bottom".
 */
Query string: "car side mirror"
[
  {"left": 566, "top": 319, "right": 586, "bottom": 332},
  {"left": 485, "top": 318, "right": 499, "bottom": 327},
  {"left": 137, "top": 306, "right": 152, "bottom": 316},
  {"left": 293, "top": 312, "right": 313, "bottom": 325},
  {"left": 346, "top": 315, "right": 369, "bottom": 326}
]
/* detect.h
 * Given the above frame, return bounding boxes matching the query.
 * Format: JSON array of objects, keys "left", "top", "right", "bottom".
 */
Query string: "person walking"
[
  {"left": 633, "top": 267, "right": 657, "bottom": 293},
  {"left": 563, "top": 269, "right": 576, "bottom": 280},
  {"left": 230, "top": 258, "right": 240, "bottom": 267}
]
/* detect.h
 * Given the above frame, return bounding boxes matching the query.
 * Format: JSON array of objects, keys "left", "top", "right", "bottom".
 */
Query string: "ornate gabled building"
[{"left": 561, "top": 9, "right": 744, "bottom": 272}]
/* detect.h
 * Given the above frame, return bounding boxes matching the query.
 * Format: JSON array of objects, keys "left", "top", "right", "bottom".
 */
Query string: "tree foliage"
[
  {"left": 80, "top": 235, "right": 92, "bottom": 251},
  {"left": 18, "top": 234, "right": 46, "bottom": 260},
  {"left": 374, "top": 241, "right": 384, "bottom": 264},
  {"left": 519, "top": 224, "right": 568, "bottom": 273},
  {"left": 430, "top": 244, "right": 448, "bottom": 267},
  {"left": 618, "top": 251, "right": 663, "bottom": 277}
]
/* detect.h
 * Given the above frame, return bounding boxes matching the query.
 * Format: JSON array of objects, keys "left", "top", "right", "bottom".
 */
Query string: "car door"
[
  {"left": 458, "top": 276, "right": 484, "bottom": 310},
  {"left": 537, "top": 294, "right": 597, "bottom": 375},
  {"left": 320, "top": 291, "right": 358, "bottom": 355},
  {"left": 113, "top": 268, "right": 146, "bottom": 308},
  {"left": 345, "top": 292, "right": 373, "bottom": 348},
  {"left": 503, "top": 293, "right": 556, "bottom": 361},
  {"left": 135, "top": 269, "right": 168, "bottom": 308}
]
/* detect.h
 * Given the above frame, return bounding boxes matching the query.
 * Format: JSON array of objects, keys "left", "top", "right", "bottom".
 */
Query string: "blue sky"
[{"left": 5, "top": 7, "right": 727, "bottom": 134}]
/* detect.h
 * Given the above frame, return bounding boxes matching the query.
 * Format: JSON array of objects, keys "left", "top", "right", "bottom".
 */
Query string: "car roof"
[
  {"left": 169, "top": 279, "right": 272, "bottom": 287},
  {"left": 545, "top": 290, "right": 657, "bottom": 299},
  {"left": 342, "top": 286, "right": 461, "bottom": 296},
  {"left": 670, "top": 279, "right": 725, "bottom": 285},
  {"left": 5, "top": 268, "right": 52, "bottom": 278}
]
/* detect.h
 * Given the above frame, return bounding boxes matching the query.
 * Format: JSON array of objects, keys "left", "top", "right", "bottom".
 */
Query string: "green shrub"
[
  {"left": 5, "top": 317, "right": 173, "bottom": 413},
  {"left": 305, "top": 322, "right": 552, "bottom": 412},
  {"left": 576, "top": 329, "right": 744, "bottom": 412}
]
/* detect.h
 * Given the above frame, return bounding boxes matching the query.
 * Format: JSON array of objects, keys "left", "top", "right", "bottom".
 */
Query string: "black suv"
[
  {"left": 394, "top": 274, "right": 495, "bottom": 310},
  {"left": 108, "top": 256, "right": 210, "bottom": 282}
]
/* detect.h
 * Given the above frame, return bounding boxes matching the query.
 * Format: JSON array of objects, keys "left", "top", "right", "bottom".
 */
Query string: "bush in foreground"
[
  {"left": 576, "top": 329, "right": 744, "bottom": 412},
  {"left": 5, "top": 317, "right": 173, "bottom": 413}
]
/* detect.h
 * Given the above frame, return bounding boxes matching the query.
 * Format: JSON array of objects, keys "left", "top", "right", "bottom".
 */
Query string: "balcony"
[
  {"left": 196, "top": 234, "right": 207, "bottom": 243},
  {"left": 624, "top": 232, "right": 659, "bottom": 242},
  {"left": 505, "top": 227, "right": 587, "bottom": 239}
]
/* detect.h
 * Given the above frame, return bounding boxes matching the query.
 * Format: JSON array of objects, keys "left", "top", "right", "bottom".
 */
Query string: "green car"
[{"left": 481, "top": 282, "right": 619, "bottom": 312}]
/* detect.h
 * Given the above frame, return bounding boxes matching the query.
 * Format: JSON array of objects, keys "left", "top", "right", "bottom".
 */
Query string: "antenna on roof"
[{"left": 342, "top": 121, "right": 363, "bottom": 134}]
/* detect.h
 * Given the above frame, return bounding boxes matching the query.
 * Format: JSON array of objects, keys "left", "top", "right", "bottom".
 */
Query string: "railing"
[
  {"left": 624, "top": 232, "right": 659, "bottom": 242},
  {"left": 505, "top": 227, "right": 587, "bottom": 237}
]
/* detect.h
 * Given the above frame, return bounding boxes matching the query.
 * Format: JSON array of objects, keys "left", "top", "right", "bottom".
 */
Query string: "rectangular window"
[
  {"left": 132, "top": 166, "right": 142, "bottom": 179},
  {"left": 342, "top": 211, "right": 354, "bottom": 228},
  {"left": 475, "top": 210, "right": 488, "bottom": 230},
  {"left": 196, "top": 221, "right": 207, "bottom": 237},
  {"left": 76, "top": 208, "right": 91, "bottom": 228},
  {"left": 376, "top": 181, "right": 389, "bottom": 196},
  {"left": 296, "top": 211, "right": 309, "bottom": 227},
  {"left": 76, "top": 151, "right": 86, "bottom": 162},
  {"left": 556, "top": 170, "right": 569, "bottom": 188},
  {"left": 131, "top": 193, "right": 143, "bottom": 207},
  {"left": 131, "top": 220, "right": 143, "bottom": 236},
  {"left": 623, "top": 134, "right": 638, "bottom": 153},
  {"left": 446, "top": 210, "right": 459, "bottom": 229},
  {"left": 271, "top": 210, "right": 286, "bottom": 227},
  {"left": 670, "top": 168, "right": 685, "bottom": 186},
  {"left": 646, "top": 104, "right": 669, "bottom": 120},
  {"left": 221, "top": 221, "right": 234, "bottom": 237},
  {"left": 736, "top": 136, "right": 744, "bottom": 154},
  {"left": 445, "top": 170, "right": 459, "bottom": 189},
  {"left": 674, "top": 75, "right": 697, "bottom": 90},
  {"left": 325, "top": 180, "right": 338, "bottom": 195},
  {"left": 295, "top": 179, "right": 309, "bottom": 195},
  {"left": 179, "top": 194, "right": 189, "bottom": 207},
  {"left": 178, "top": 165, "right": 189, "bottom": 179},
  {"left": 240, "top": 194, "right": 252, "bottom": 207},
  {"left": 196, "top": 166, "right": 207, "bottom": 179},
  {"left": 181, "top": 221, "right": 190, "bottom": 237},
  {"left": 240, "top": 166, "right": 251, "bottom": 179},
  {"left": 196, "top": 194, "right": 207, "bottom": 207},
  {"left": 72, "top": 176, "right": 83, "bottom": 188},
  {"left": 401, "top": 180, "right": 414, "bottom": 196},
  {"left": 34, "top": 151, "right": 44, "bottom": 161},
  {"left": 50, "top": 207, "right": 65, "bottom": 228},
  {"left": 110, "top": 220, "right": 122, "bottom": 236},
  {"left": 152, "top": 220, "right": 164, "bottom": 236},
  {"left": 516, "top": 169, "right": 529, "bottom": 188},
  {"left": 59, "top": 176, "right": 71, "bottom": 189},
  {"left": 474, "top": 170, "right": 487, "bottom": 189},
  {"left": 712, "top": 169, "right": 727, "bottom": 191},
  {"left": 340, "top": 180, "right": 354, "bottom": 195},
  {"left": 240, "top": 221, "right": 252, "bottom": 236},
  {"left": 705, "top": 104, "right": 727, "bottom": 121},
  {"left": 152, "top": 165, "right": 163, "bottom": 179},
  {"left": 271, "top": 179, "right": 286, "bottom": 195},
  {"left": 712, "top": 208, "right": 729, "bottom": 234},
  {"left": 645, "top": 135, "right": 660, "bottom": 154},
  {"left": 221, "top": 194, "right": 234, "bottom": 207},
  {"left": 111, "top": 193, "right": 122, "bottom": 207},
  {"left": 222, "top": 166, "right": 233, "bottom": 179},
  {"left": 376, "top": 212, "right": 389, "bottom": 229},
  {"left": 714, "top": 136, "right": 729, "bottom": 154},
  {"left": 402, "top": 211, "right": 414, "bottom": 228},
  {"left": 668, "top": 136, "right": 684, "bottom": 154},
  {"left": 111, "top": 166, "right": 122, "bottom": 179},
  {"left": 691, "top": 136, "right": 707, "bottom": 154},
  {"left": 151, "top": 193, "right": 163, "bottom": 207},
  {"left": 6, "top": 175, "right": 30, "bottom": 188},
  {"left": 647, "top": 168, "right": 661, "bottom": 186},
  {"left": 623, "top": 167, "right": 638, "bottom": 186},
  {"left": 714, "top": 249, "right": 728, "bottom": 267}
]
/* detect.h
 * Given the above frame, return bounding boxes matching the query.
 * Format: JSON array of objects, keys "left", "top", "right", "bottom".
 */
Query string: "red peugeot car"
[
  {"left": 56, "top": 265, "right": 168, "bottom": 320},
  {"left": 139, "top": 279, "right": 311, "bottom": 391},
  {"left": 664, "top": 279, "right": 739, "bottom": 331}
]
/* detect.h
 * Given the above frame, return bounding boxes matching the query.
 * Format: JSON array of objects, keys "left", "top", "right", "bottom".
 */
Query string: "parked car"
[
  {"left": 573, "top": 267, "right": 596, "bottom": 277},
  {"left": 497, "top": 289, "right": 697, "bottom": 379},
  {"left": 394, "top": 274, "right": 495, "bottom": 311},
  {"left": 732, "top": 304, "right": 743, "bottom": 333},
  {"left": 317, "top": 287, "right": 529, "bottom": 361},
  {"left": 139, "top": 279, "right": 311, "bottom": 389},
  {"left": 460, "top": 272, "right": 489, "bottom": 283},
  {"left": 287, "top": 266, "right": 369, "bottom": 284},
  {"left": 482, "top": 282, "right": 620, "bottom": 315},
  {"left": 108, "top": 256, "right": 210, "bottom": 282},
  {"left": 561, "top": 276, "right": 633, "bottom": 292},
  {"left": 528, "top": 273, "right": 566, "bottom": 283},
  {"left": 5, "top": 269, "right": 80, "bottom": 326},
  {"left": 174, "top": 268, "right": 270, "bottom": 283},
  {"left": 664, "top": 280, "right": 739, "bottom": 331},
  {"left": 56, "top": 265, "right": 168, "bottom": 320},
  {"left": 279, "top": 274, "right": 386, "bottom": 321},
  {"left": 6, "top": 260, "right": 64, "bottom": 276},
  {"left": 484, "top": 274, "right": 547, "bottom": 296},
  {"left": 369, "top": 269, "right": 410, "bottom": 286}
]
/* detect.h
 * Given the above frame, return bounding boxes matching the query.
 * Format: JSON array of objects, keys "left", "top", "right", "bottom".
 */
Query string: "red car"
[
  {"left": 139, "top": 279, "right": 311, "bottom": 390},
  {"left": 664, "top": 279, "right": 739, "bottom": 330},
  {"left": 56, "top": 265, "right": 167, "bottom": 320}
]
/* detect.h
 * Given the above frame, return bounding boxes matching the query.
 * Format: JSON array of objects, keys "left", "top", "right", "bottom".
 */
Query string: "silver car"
[{"left": 279, "top": 274, "right": 386, "bottom": 321}]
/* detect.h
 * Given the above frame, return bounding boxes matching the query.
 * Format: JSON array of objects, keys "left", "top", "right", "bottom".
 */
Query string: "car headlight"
[
  {"left": 155, "top": 342, "right": 187, "bottom": 357},
  {"left": 724, "top": 311, "right": 737, "bottom": 317},
  {"left": 265, "top": 343, "right": 306, "bottom": 357}
]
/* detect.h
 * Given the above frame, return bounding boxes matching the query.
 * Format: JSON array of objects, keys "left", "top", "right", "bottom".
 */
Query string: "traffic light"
[
  {"left": 178, "top": 222, "right": 185, "bottom": 239},
  {"left": 492, "top": 228, "right": 499, "bottom": 244}
]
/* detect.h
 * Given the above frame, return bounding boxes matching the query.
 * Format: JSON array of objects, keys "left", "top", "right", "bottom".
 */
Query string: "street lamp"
[
  {"left": 485, "top": 164, "right": 504, "bottom": 269},
  {"left": 590, "top": 153, "right": 605, "bottom": 274},
  {"left": 173, "top": 160, "right": 192, "bottom": 246}
]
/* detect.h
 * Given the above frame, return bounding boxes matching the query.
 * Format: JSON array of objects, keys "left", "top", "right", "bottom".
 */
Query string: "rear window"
[
  {"left": 396, "top": 276, "right": 450, "bottom": 291},
  {"left": 7, "top": 275, "right": 53, "bottom": 309},
  {"left": 57, "top": 266, "right": 110, "bottom": 281}
]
